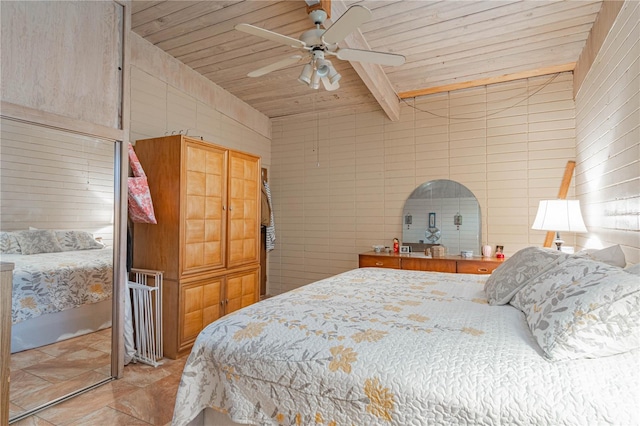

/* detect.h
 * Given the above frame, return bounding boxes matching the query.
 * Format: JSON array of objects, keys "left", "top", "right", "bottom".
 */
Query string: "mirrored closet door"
[{"left": 1, "top": 117, "right": 122, "bottom": 423}]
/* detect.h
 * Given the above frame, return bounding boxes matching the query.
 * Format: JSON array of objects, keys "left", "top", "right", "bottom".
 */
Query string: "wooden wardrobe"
[{"left": 132, "top": 135, "right": 261, "bottom": 358}]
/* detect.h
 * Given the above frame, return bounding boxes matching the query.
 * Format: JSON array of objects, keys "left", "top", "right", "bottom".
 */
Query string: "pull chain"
[{"left": 316, "top": 99, "right": 320, "bottom": 167}]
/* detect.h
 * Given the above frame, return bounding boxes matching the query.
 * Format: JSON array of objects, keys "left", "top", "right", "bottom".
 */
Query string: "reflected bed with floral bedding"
[
  {"left": 173, "top": 263, "right": 639, "bottom": 425},
  {"left": 2, "top": 229, "right": 113, "bottom": 352},
  {"left": 5, "top": 248, "right": 113, "bottom": 325}
]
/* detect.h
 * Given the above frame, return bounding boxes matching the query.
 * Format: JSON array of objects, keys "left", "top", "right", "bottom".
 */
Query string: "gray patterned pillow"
[
  {"left": 14, "top": 229, "right": 63, "bottom": 255},
  {"left": 484, "top": 246, "right": 570, "bottom": 305},
  {"left": 512, "top": 257, "right": 640, "bottom": 360},
  {"left": 0, "top": 232, "right": 22, "bottom": 254},
  {"left": 55, "top": 230, "right": 105, "bottom": 251}
]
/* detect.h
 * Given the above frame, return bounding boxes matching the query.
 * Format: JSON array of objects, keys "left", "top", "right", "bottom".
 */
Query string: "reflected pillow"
[
  {"left": 512, "top": 257, "right": 640, "bottom": 360},
  {"left": 0, "top": 232, "right": 22, "bottom": 254},
  {"left": 14, "top": 229, "right": 63, "bottom": 255},
  {"left": 484, "top": 246, "right": 569, "bottom": 305},
  {"left": 55, "top": 230, "right": 105, "bottom": 251}
]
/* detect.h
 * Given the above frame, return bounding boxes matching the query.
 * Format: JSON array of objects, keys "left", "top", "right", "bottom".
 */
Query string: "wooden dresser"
[
  {"left": 133, "top": 135, "right": 261, "bottom": 358},
  {"left": 359, "top": 251, "right": 505, "bottom": 274}
]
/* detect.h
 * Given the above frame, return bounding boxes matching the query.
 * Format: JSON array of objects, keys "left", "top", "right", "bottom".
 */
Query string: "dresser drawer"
[
  {"left": 456, "top": 260, "right": 501, "bottom": 274},
  {"left": 359, "top": 255, "right": 401, "bottom": 269},
  {"left": 402, "top": 258, "right": 456, "bottom": 273}
]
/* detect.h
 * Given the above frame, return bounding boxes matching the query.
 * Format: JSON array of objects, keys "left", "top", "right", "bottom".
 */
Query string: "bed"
[
  {"left": 1, "top": 229, "right": 113, "bottom": 353},
  {"left": 172, "top": 246, "right": 640, "bottom": 425}
]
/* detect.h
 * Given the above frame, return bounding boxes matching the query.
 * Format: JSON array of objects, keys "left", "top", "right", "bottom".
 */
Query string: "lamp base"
[{"left": 554, "top": 232, "right": 564, "bottom": 251}]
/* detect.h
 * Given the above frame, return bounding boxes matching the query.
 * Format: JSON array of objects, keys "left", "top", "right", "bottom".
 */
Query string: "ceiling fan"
[{"left": 235, "top": 3, "right": 405, "bottom": 91}]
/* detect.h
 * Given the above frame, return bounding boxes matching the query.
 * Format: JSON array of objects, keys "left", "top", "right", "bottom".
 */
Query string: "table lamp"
[{"left": 532, "top": 199, "right": 587, "bottom": 251}]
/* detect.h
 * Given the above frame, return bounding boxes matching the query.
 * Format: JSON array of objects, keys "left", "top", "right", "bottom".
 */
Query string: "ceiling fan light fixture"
[
  {"left": 322, "top": 76, "right": 340, "bottom": 91},
  {"left": 298, "top": 63, "right": 313, "bottom": 85},
  {"left": 310, "top": 70, "right": 321, "bottom": 89},
  {"left": 237, "top": 4, "right": 404, "bottom": 92},
  {"left": 314, "top": 57, "right": 330, "bottom": 78},
  {"left": 326, "top": 61, "right": 341, "bottom": 85}
]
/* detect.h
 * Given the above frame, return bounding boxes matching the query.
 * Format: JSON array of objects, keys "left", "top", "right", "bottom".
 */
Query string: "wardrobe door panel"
[
  {"left": 225, "top": 268, "right": 259, "bottom": 315},
  {"left": 182, "top": 284, "right": 204, "bottom": 342},
  {"left": 227, "top": 152, "right": 260, "bottom": 268},
  {"left": 203, "top": 278, "right": 223, "bottom": 326},
  {"left": 182, "top": 143, "right": 226, "bottom": 273},
  {"left": 181, "top": 278, "right": 223, "bottom": 347}
]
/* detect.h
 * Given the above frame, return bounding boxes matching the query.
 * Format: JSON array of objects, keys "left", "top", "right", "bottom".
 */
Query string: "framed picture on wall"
[{"left": 429, "top": 212, "right": 436, "bottom": 228}]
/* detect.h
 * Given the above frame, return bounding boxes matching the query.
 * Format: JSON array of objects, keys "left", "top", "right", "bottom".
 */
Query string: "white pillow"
[{"left": 574, "top": 244, "right": 626, "bottom": 268}]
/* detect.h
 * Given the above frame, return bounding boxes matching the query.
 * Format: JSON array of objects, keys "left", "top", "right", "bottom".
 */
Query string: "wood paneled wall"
[
  {"left": 129, "top": 33, "right": 271, "bottom": 148},
  {"left": 575, "top": 1, "right": 639, "bottom": 264},
  {"left": 0, "top": 119, "right": 115, "bottom": 245},
  {"left": 129, "top": 66, "right": 270, "bottom": 164},
  {"left": 269, "top": 73, "right": 578, "bottom": 295}
]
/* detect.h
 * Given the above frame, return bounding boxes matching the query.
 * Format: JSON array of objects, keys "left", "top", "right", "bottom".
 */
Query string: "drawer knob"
[
  {"left": 478, "top": 268, "right": 488, "bottom": 272},
  {"left": 375, "top": 262, "right": 383, "bottom": 266}
]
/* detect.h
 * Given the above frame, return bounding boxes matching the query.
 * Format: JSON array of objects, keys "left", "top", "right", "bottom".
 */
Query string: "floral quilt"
[
  {"left": 3, "top": 248, "right": 113, "bottom": 324},
  {"left": 172, "top": 267, "right": 639, "bottom": 426}
]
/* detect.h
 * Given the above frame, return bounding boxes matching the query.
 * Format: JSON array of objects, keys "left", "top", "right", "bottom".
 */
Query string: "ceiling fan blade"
[
  {"left": 247, "top": 55, "right": 304, "bottom": 77},
  {"left": 235, "top": 23, "right": 306, "bottom": 49},
  {"left": 322, "top": 5, "right": 372, "bottom": 45},
  {"left": 337, "top": 48, "right": 406, "bottom": 66},
  {"left": 321, "top": 76, "right": 340, "bottom": 91}
]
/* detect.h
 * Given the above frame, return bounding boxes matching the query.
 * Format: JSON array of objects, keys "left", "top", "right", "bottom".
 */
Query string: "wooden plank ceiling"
[{"left": 131, "top": 0, "right": 603, "bottom": 121}]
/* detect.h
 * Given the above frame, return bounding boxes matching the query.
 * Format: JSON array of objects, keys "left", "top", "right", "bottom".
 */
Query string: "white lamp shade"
[{"left": 532, "top": 199, "right": 587, "bottom": 233}]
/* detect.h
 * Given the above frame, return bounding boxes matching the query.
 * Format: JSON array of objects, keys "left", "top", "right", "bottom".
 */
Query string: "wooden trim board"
[
  {"left": 399, "top": 63, "right": 576, "bottom": 99},
  {"left": 543, "top": 160, "right": 576, "bottom": 248}
]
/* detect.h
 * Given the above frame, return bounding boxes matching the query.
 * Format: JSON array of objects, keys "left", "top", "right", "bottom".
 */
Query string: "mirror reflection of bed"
[{"left": 0, "top": 118, "right": 115, "bottom": 421}]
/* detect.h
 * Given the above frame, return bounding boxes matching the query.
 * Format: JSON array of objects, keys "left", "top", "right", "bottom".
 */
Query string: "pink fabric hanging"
[{"left": 127, "top": 143, "right": 157, "bottom": 224}]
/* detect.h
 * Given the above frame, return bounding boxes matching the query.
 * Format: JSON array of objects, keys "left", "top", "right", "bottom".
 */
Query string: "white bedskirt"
[
  {"left": 11, "top": 298, "right": 111, "bottom": 353},
  {"left": 187, "top": 408, "right": 246, "bottom": 426}
]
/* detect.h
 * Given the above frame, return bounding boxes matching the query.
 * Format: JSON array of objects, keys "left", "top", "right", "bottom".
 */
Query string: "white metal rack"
[{"left": 127, "top": 268, "right": 163, "bottom": 367}]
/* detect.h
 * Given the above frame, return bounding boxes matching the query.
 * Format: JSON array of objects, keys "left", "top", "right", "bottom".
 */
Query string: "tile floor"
[{"left": 10, "top": 329, "right": 186, "bottom": 425}]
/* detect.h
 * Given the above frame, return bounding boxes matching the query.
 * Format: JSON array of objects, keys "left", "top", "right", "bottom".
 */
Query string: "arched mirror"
[
  {"left": 1, "top": 117, "right": 122, "bottom": 422},
  {"left": 402, "top": 180, "right": 482, "bottom": 255}
]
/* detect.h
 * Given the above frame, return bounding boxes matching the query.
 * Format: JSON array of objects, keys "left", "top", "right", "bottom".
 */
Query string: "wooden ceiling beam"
[
  {"left": 327, "top": 0, "right": 401, "bottom": 121},
  {"left": 307, "top": 0, "right": 331, "bottom": 19},
  {"left": 398, "top": 63, "right": 576, "bottom": 99}
]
